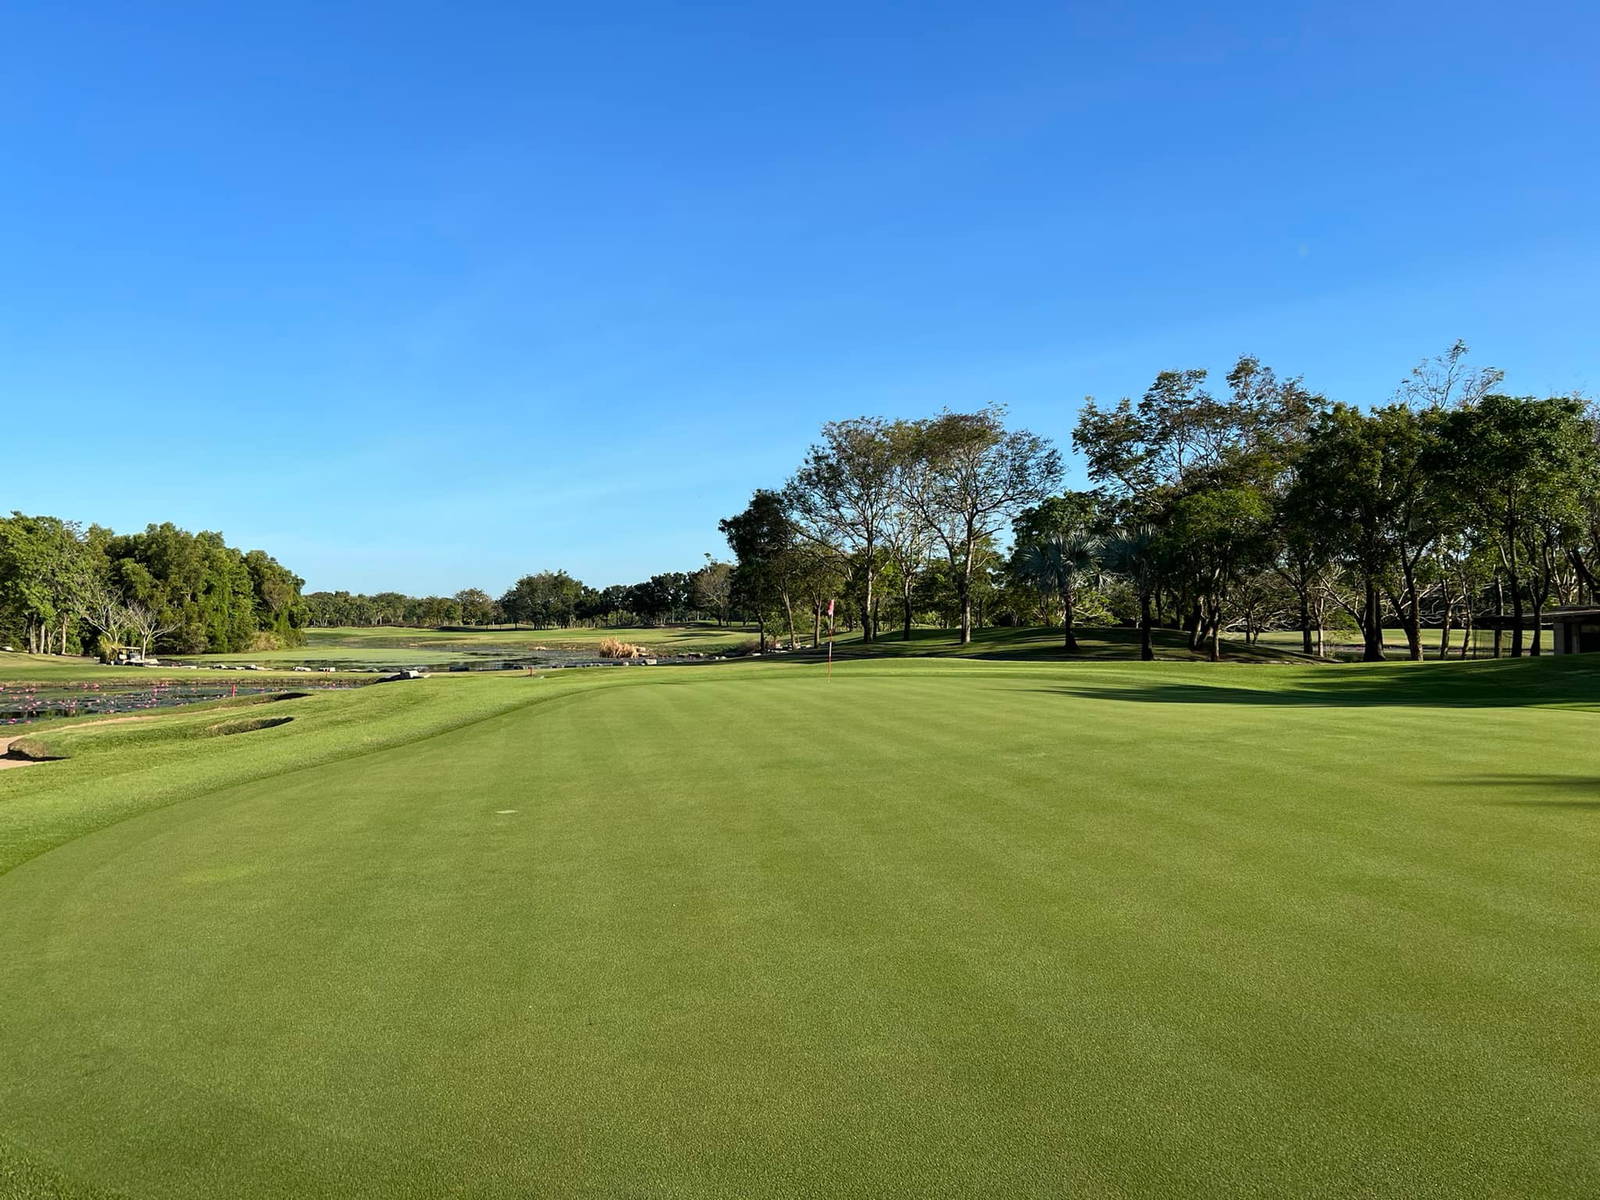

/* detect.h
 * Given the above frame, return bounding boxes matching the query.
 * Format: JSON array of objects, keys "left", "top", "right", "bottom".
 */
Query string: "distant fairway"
[
  {"left": 187, "top": 623, "right": 760, "bottom": 669},
  {"left": 173, "top": 621, "right": 1315, "bottom": 673},
  {"left": 2, "top": 657, "right": 1598, "bottom": 1197}
]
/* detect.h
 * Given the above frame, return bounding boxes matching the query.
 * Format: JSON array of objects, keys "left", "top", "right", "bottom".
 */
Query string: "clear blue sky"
[{"left": 5, "top": 1, "right": 1597, "bottom": 594}]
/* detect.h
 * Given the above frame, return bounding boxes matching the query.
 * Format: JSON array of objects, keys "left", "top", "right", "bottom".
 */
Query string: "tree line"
[
  {"left": 0, "top": 515, "right": 309, "bottom": 658},
  {"left": 720, "top": 343, "right": 1600, "bottom": 660},
  {"left": 12, "top": 343, "right": 1593, "bottom": 664},
  {"left": 303, "top": 560, "right": 739, "bottom": 630}
]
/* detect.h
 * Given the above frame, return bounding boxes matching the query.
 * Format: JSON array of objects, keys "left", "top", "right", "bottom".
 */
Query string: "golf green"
[{"left": 1, "top": 657, "right": 1597, "bottom": 1197}]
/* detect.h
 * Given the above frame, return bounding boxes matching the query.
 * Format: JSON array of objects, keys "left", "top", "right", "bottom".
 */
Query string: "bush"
[{"left": 598, "top": 637, "right": 649, "bottom": 659}]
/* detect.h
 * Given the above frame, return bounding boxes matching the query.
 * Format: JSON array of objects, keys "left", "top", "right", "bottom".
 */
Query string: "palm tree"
[
  {"left": 1102, "top": 525, "right": 1160, "bottom": 661},
  {"left": 1014, "top": 532, "right": 1101, "bottom": 651}
]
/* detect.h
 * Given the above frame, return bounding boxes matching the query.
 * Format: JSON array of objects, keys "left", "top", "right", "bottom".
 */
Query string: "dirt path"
[{"left": 0, "top": 714, "right": 162, "bottom": 769}]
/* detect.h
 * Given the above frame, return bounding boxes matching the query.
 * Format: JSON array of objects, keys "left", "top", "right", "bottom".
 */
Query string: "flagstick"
[{"left": 827, "top": 598, "right": 835, "bottom": 679}]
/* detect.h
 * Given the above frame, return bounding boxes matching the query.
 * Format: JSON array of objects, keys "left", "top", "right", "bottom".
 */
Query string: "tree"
[
  {"left": 625, "top": 573, "right": 693, "bottom": 625},
  {"left": 0, "top": 513, "right": 91, "bottom": 654},
  {"left": 1075, "top": 360, "right": 1317, "bottom": 653},
  {"left": 123, "top": 602, "right": 178, "bottom": 658},
  {"left": 104, "top": 524, "right": 259, "bottom": 652},
  {"left": 1288, "top": 404, "right": 1450, "bottom": 661},
  {"left": 1010, "top": 493, "right": 1103, "bottom": 651},
  {"left": 876, "top": 424, "right": 934, "bottom": 641},
  {"left": 691, "top": 558, "right": 734, "bottom": 626},
  {"left": 720, "top": 490, "right": 797, "bottom": 653},
  {"left": 72, "top": 577, "right": 134, "bottom": 661},
  {"left": 454, "top": 588, "right": 500, "bottom": 625},
  {"left": 1167, "top": 486, "right": 1272, "bottom": 661},
  {"left": 1225, "top": 355, "right": 1323, "bottom": 451},
  {"left": 500, "top": 571, "right": 586, "bottom": 628},
  {"left": 1073, "top": 370, "right": 1235, "bottom": 501},
  {"left": 900, "top": 407, "right": 1062, "bottom": 644},
  {"left": 244, "top": 549, "right": 308, "bottom": 645},
  {"left": 1397, "top": 340, "right": 1504, "bottom": 410},
  {"left": 1370, "top": 406, "right": 1451, "bottom": 661},
  {"left": 1102, "top": 525, "right": 1161, "bottom": 661},
  {"left": 1435, "top": 394, "right": 1598, "bottom": 656},
  {"left": 786, "top": 418, "right": 899, "bottom": 642}
]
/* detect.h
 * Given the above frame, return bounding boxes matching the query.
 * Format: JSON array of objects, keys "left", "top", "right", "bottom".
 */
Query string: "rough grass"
[
  {"left": 0, "top": 656, "right": 1597, "bottom": 1197},
  {"left": 597, "top": 636, "right": 651, "bottom": 659}
]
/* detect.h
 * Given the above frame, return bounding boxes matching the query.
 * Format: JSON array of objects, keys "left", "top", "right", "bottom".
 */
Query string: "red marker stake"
[{"left": 827, "top": 597, "right": 835, "bottom": 680}]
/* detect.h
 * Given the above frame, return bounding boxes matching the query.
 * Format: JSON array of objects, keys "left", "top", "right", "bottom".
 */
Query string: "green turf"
[
  {"left": 1, "top": 656, "right": 1597, "bottom": 1197},
  {"left": 815, "top": 623, "right": 1316, "bottom": 662},
  {"left": 275, "top": 623, "right": 756, "bottom": 665},
  {"left": 1254, "top": 627, "right": 1508, "bottom": 661}
]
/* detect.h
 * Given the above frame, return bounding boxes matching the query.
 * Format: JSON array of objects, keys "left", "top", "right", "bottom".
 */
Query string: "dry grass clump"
[{"left": 598, "top": 637, "right": 650, "bottom": 659}]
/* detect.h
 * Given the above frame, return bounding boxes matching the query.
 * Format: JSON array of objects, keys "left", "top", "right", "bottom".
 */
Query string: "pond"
[
  {"left": 0, "top": 679, "right": 356, "bottom": 725},
  {"left": 165, "top": 647, "right": 721, "bottom": 673}
]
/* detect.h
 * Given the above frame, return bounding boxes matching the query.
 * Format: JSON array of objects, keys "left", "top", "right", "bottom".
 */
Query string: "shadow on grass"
[
  {"left": 1453, "top": 775, "right": 1600, "bottom": 808},
  {"left": 1035, "top": 657, "right": 1600, "bottom": 709},
  {"left": 798, "top": 625, "right": 1317, "bottom": 665}
]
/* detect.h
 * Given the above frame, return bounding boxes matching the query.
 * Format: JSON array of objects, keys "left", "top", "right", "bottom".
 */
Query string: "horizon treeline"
[
  {"left": 719, "top": 342, "right": 1600, "bottom": 660},
  {"left": 10, "top": 342, "right": 1598, "bottom": 664},
  {"left": 302, "top": 560, "right": 739, "bottom": 631},
  {"left": 0, "top": 515, "right": 308, "bottom": 658}
]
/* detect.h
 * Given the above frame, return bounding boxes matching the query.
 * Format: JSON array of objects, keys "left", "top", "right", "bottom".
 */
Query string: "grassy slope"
[
  {"left": 0, "top": 677, "right": 544, "bottom": 877},
  {"left": 1, "top": 657, "right": 1598, "bottom": 1197}
]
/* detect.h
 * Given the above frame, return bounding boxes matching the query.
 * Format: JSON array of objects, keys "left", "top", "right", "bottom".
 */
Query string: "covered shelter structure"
[{"left": 1547, "top": 606, "right": 1600, "bottom": 655}]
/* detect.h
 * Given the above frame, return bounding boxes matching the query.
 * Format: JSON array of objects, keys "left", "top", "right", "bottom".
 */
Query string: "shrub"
[{"left": 598, "top": 637, "right": 649, "bottom": 659}]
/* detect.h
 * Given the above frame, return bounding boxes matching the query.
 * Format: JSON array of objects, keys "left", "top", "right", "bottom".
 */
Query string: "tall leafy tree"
[
  {"left": 1102, "top": 525, "right": 1161, "bottom": 661},
  {"left": 1288, "top": 405, "right": 1451, "bottom": 661},
  {"left": 786, "top": 418, "right": 900, "bottom": 642},
  {"left": 500, "top": 570, "right": 587, "bottom": 628},
  {"left": 1434, "top": 394, "right": 1598, "bottom": 656},
  {"left": 901, "top": 407, "right": 1062, "bottom": 644},
  {"left": 1010, "top": 493, "right": 1102, "bottom": 651},
  {"left": 0, "top": 513, "right": 89, "bottom": 654},
  {"left": 1167, "top": 487, "right": 1273, "bottom": 661},
  {"left": 453, "top": 588, "right": 500, "bottom": 625},
  {"left": 720, "top": 490, "right": 797, "bottom": 652}
]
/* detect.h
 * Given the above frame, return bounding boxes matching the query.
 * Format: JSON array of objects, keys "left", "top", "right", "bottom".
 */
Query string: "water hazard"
[{"left": 0, "top": 679, "right": 355, "bottom": 726}]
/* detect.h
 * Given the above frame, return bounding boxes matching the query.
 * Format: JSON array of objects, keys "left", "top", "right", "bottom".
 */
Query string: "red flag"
[{"left": 827, "top": 598, "right": 835, "bottom": 618}]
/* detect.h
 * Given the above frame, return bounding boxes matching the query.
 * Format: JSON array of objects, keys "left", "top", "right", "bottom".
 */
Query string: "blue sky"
[{"left": 4, "top": 1, "right": 1597, "bottom": 594}]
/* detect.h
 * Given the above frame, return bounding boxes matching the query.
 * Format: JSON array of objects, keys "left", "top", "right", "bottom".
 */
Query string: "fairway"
[
  {"left": 2, "top": 657, "right": 1598, "bottom": 1197},
  {"left": 169, "top": 624, "right": 758, "bottom": 670}
]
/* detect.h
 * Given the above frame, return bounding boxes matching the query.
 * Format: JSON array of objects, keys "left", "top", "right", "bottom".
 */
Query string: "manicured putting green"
[{"left": 1, "top": 658, "right": 1597, "bottom": 1197}]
